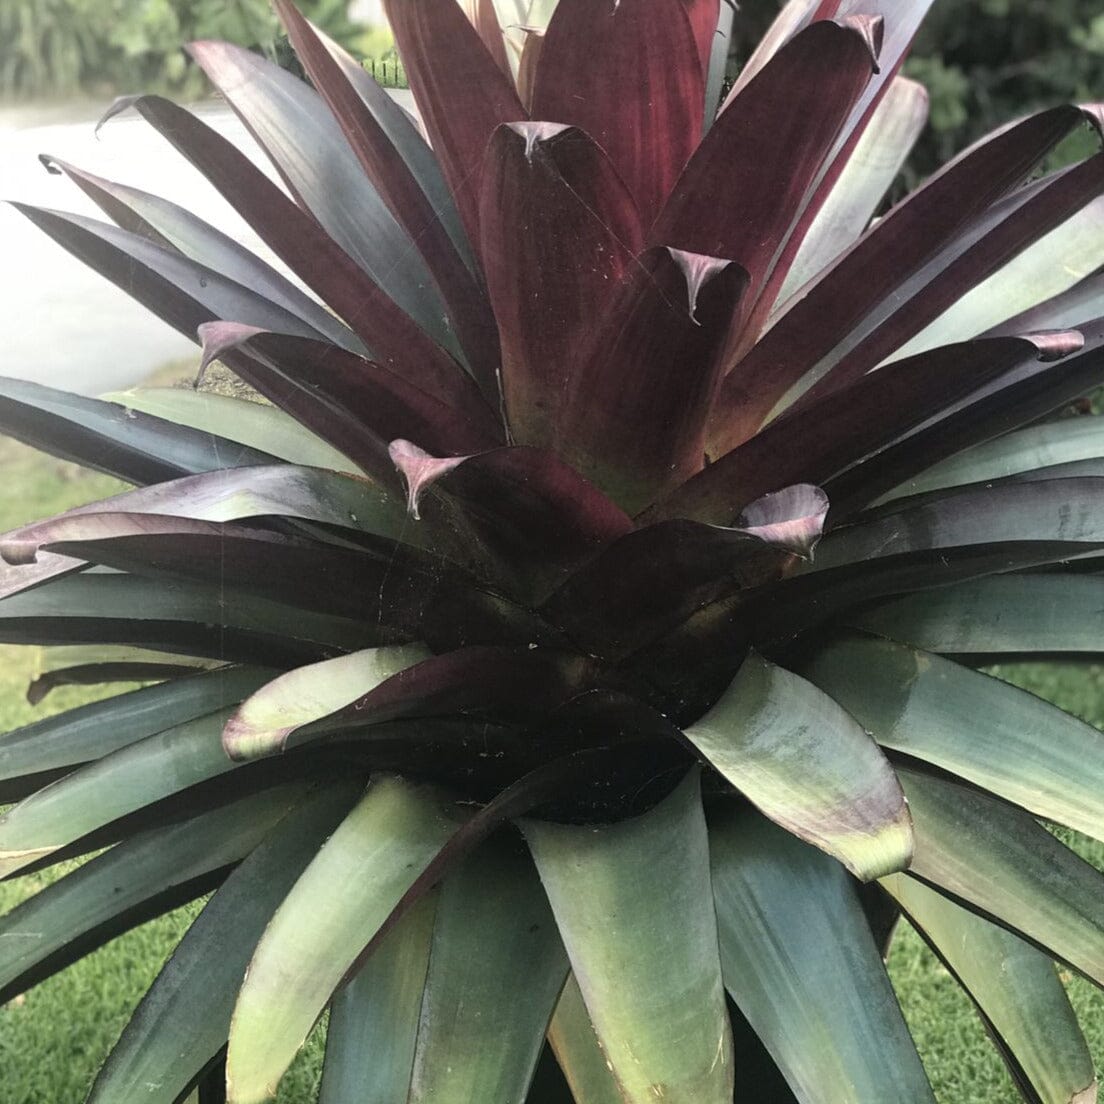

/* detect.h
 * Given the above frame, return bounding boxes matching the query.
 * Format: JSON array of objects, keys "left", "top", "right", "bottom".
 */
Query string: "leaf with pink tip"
[
  {"left": 530, "top": 0, "right": 705, "bottom": 227},
  {"left": 659, "top": 335, "right": 1067, "bottom": 525},
  {"left": 383, "top": 0, "right": 526, "bottom": 247},
  {"left": 389, "top": 439, "right": 473, "bottom": 521},
  {"left": 479, "top": 122, "right": 642, "bottom": 449},
  {"left": 196, "top": 324, "right": 501, "bottom": 472},
  {"left": 735, "top": 485, "right": 829, "bottom": 560},
  {"left": 188, "top": 40, "right": 461, "bottom": 362},
  {"left": 556, "top": 246, "right": 748, "bottom": 514},
  {"left": 652, "top": 19, "right": 877, "bottom": 316},
  {"left": 388, "top": 443, "right": 633, "bottom": 598}
]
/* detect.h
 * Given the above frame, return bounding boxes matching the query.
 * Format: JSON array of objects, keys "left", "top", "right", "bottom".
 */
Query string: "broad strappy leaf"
[
  {"left": 710, "top": 806, "right": 935, "bottom": 1104},
  {"left": 524, "top": 770, "right": 734, "bottom": 1104}
]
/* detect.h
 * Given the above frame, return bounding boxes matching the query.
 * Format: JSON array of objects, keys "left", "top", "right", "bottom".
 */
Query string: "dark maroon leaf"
[
  {"left": 541, "top": 519, "right": 790, "bottom": 659},
  {"left": 479, "top": 123, "right": 642, "bottom": 449},
  {"left": 713, "top": 105, "right": 1102, "bottom": 450},
  {"left": 100, "top": 95, "right": 478, "bottom": 406},
  {"left": 469, "top": 0, "right": 512, "bottom": 77},
  {"left": 822, "top": 335, "right": 1101, "bottom": 515},
  {"left": 554, "top": 246, "right": 747, "bottom": 514},
  {"left": 284, "top": 646, "right": 600, "bottom": 748},
  {"left": 530, "top": 0, "right": 704, "bottom": 228},
  {"left": 196, "top": 324, "right": 501, "bottom": 463},
  {"left": 653, "top": 336, "right": 1071, "bottom": 524},
  {"left": 391, "top": 443, "right": 634, "bottom": 599},
  {"left": 39, "top": 156, "right": 361, "bottom": 352},
  {"left": 515, "top": 30, "right": 544, "bottom": 111},
  {"left": 272, "top": 1, "right": 503, "bottom": 403},
  {"left": 383, "top": 0, "right": 527, "bottom": 247},
  {"left": 731, "top": 3, "right": 935, "bottom": 347},
  {"left": 652, "top": 19, "right": 877, "bottom": 321},
  {"left": 680, "top": 0, "right": 722, "bottom": 74},
  {"left": 792, "top": 153, "right": 1104, "bottom": 407}
]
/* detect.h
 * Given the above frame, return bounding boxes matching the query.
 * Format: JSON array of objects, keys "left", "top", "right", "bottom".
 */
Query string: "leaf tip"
[{"left": 388, "top": 439, "right": 471, "bottom": 520}]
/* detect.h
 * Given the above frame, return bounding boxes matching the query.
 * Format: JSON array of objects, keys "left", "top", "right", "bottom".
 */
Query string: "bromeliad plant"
[{"left": 3, "top": 0, "right": 1104, "bottom": 1100}]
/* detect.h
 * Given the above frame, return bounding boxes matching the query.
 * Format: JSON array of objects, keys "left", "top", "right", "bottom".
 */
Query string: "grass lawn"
[{"left": 2, "top": 429, "right": 1104, "bottom": 1102}]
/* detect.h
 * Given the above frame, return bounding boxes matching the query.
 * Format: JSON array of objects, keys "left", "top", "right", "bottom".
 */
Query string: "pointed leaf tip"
[
  {"left": 840, "top": 14, "right": 884, "bottom": 73},
  {"left": 506, "top": 120, "right": 573, "bottom": 160},
  {"left": 736, "top": 484, "right": 829, "bottom": 559},
  {"left": 196, "top": 321, "right": 265, "bottom": 385},
  {"left": 388, "top": 439, "right": 472, "bottom": 520},
  {"left": 95, "top": 94, "right": 141, "bottom": 138},
  {"left": 667, "top": 249, "right": 737, "bottom": 324}
]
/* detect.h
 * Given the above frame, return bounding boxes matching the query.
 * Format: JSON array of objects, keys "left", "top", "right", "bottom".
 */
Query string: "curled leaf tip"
[
  {"left": 37, "top": 154, "right": 62, "bottom": 176},
  {"left": 95, "top": 94, "right": 142, "bottom": 138},
  {"left": 666, "top": 249, "right": 734, "bottom": 324},
  {"left": 1025, "top": 328, "right": 1085, "bottom": 361},
  {"left": 507, "top": 120, "right": 572, "bottom": 161},
  {"left": 389, "top": 439, "right": 471, "bottom": 520},
  {"left": 196, "top": 320, "right": 266, "bottom": 380},
  {"left": 840, "top": 14, "right": 884, "bottom": 73},
  {"left": 736, "top": 483, "right": 829, "bottom": 559}
]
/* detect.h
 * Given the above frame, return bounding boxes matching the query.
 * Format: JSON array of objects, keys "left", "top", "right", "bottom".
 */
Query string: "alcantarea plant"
[{"left": 2, "top": 0, "right": 1104, "bottom": 1100}]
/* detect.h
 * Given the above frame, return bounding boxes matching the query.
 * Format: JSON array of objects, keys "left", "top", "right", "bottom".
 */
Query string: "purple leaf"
[
  {"left": 715, "top": 105, "right": 1103, "bottom": 448},
  {"left": 479, "top": 123, "right": 642, "bottom": 448},
  {"left": 654, "top": 336, "right": 1073, "bottom": 524},
  {"left": 197, "top": 324, "right": 501, "bottom": 470},
  {"left": 651, "top": 19, "right": 878, "bottom": 321},
  {"left": 555, "top": 246, "right": 748, "bottom": 514},
  {"left": 388, "top": 443, "right": 634, "bottom": 599},
  {"left": 100, "top": 95, "right": 476, "bottom": 402},
  {"left": 530, "top": 0, "right": 705, "bottom": 228},
  {"left": 272, "top": 1, "right": 503, "bottom": 402},
  {"left": 383, "top": 0, "right": 527, "bottom": 248},
  {"left": 679, "top": 0, "right": 722, "bottom": 74}
]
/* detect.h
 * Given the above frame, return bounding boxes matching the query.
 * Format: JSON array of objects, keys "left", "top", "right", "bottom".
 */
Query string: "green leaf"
[
  {"left": 523, "top": 769, "right": 734, "bottom": 1104},
  {"left": 683, "top": 651, "right": 911, "bottom": 880},
  {"left": 408, "top": 836, "right": 569, "bottom": 1103},
  {"left": 547, "top": 974, "right": 624, "bottom": 1104},
  {"left": 879, "top": 416, "right": 1104, "bottom": 502},
  {"left": 802, "top": 636, "right": 1104, "bottom": 843},
  {"left": 882, "top": 873, "right": 1097, "bottom": 1104},
  {"left": 0, "top": 666, "right": 270, "bottom": 790},
  {"left": 887, "top": 195, "right": 1104, "bottom": 362},
  {"left": 102, "top": 388, "right": 362, "bottom": 475},
  {"left": 709, "top": 806, "right": 935, "bottom": 1104},
  {"left": 0, "top": 706, "right": 240, "bottom": 878},
  {"left": 848, "top": 574, "right": 1104, "bottom": 656},
  {"left": 899, "top": 767, "right": 1104, "bottom": 988},
  {"left": 779, "top": 77, "right": 929, "bottom": 301},
  {"left": 222, "top": 645, "right": 430, "bottom": 760},
  {"left": 0, "top": 783, "right": 306, "bottom": 1002},
  {"left": 0, "top": 572, "right": 379, "bottom": 662},
  {"left": 226, "top": 775, "right": 464, "bottom": 1104},
  {"left": 88, "top": 781, "right": 362, "bottom": 1104},
  {"left": 319, "top": 895, "right": 438, "bottom": 1104}
]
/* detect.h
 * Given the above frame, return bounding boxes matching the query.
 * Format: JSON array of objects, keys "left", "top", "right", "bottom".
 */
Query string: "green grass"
[{"left": 2, "top": 433, "right": 1104, "bottom": 1101}]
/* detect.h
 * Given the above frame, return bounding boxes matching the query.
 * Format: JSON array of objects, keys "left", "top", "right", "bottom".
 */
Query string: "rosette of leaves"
[{"left": 2, "top": 1, "right": 1104, "bottom": 1101}]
